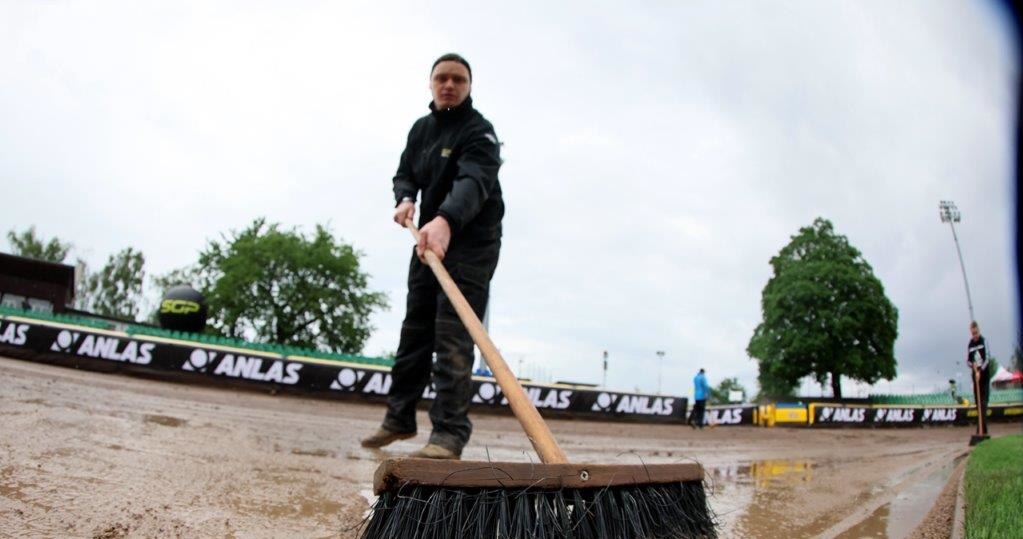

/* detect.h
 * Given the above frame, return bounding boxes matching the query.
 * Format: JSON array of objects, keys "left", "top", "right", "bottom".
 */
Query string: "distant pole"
[
  {"left": 602, "top": 350, "right": 608, "bottom": 388},
  {"left": 656, "top": 350, "right": 666, "bottom": 395},
  {"left": 479, "top": 298, "right": 489, "bottom": 371},
  {"left": 939, "top": 200, "right": 976, "bottom": 322}
]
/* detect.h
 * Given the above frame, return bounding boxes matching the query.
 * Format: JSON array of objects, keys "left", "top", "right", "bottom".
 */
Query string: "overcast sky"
[{"left": 1, "top": 1, "right": 1019, "bottom": 398}]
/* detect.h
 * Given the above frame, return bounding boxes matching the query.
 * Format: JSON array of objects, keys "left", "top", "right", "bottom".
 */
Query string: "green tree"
[
  {"left": 755, "top": 365, "right": 799, "bottom": 402},
  {"left": 5, "top": 226, "right": 147, "bottom": 319},
  {"left": 710, "top": 377, "right": 748, "bottom": 405},
  {"left": 196, "top": 218, "right": 387, "bottom": 353},
  {"left": 747, "top": 218, "right": 898, "bottom": 398},
  {"left": 80, "top": 248, "right": 146, "bottom": 320},
  {"left": 987, "top": 357, "right": 1000, "bottom": 375},
  {"left": 6, "top": 226, "right": 71, "bottom": 263}
]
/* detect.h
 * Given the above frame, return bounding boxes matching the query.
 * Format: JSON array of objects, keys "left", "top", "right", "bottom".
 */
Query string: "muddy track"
[{"left": 0, "top": 356, "right": 1011, "bottom": 538}]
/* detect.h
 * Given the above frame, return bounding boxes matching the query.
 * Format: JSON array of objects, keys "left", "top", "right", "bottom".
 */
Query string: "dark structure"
[
  {"left": 158, "top": 285, "right": 208, "bottom": 333},
  {"left": 0, "top": 253, "right": 76, "bottom": 313}
]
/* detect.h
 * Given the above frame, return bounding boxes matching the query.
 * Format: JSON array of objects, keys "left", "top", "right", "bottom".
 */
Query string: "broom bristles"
[{"left": 359, "top": 480, "right": 716, "bottom": 539}]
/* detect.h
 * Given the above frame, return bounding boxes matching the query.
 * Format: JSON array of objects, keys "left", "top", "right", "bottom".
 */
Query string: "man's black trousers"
[
  {"left": 690, "top": 399, "right": 707, "bottom": 427},
  {"left": 382, "top": 240, "right": 500, "bottom": 453}
]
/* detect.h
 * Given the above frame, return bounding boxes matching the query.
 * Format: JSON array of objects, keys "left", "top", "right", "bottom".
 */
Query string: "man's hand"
[
  {"left": 393, "top": 201, "right": 416, "bottom": 227},
  {"left": 417, "top": 216, "right": 451, "bottom": 260}
]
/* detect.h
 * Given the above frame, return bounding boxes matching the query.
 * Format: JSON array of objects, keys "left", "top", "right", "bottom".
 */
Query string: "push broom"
[
  {"left": 968, "top": 364, "right": 989, "bottom": 446},
  {"left": 358, "top": 221, "right": 716, "bottom": 538}
]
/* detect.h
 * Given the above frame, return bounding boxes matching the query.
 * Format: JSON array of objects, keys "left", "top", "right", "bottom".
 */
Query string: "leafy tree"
[
  {"left": 6, "top": 227, "right": 146, "bottom": 320},
  {"left": 710, "top": 377, "right": 747, "bottom": 405},
  {"left": 79, "top": 248, "right": 146, "bottom": 320},
  {"left": 755, "top": 363, "right": 799, "bottom": 402},
  {"left": 987, "top": 356, "right": 1000, "bottom": 375},
  {"left": 6, "top": 226, "right": 71, "bottom": 263},
  {"left": 196, "top": 218, "right": 387, "bottom": 353},
  {"left": 747, "top": 218, "right": 898, "bottom": 398}
]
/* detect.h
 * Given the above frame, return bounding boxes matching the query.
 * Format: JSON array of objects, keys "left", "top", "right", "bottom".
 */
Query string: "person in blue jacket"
[{"left": 689, "top": 368, "right": 710, "bottom": 429}]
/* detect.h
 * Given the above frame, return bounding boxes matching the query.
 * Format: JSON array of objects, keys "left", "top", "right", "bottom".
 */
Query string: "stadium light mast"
[
  {"left": 655, "top": 350, "right": 666, "bottom": 395},
  {"left": 938, "top": 200, "right": 975, "bottom": 323}
]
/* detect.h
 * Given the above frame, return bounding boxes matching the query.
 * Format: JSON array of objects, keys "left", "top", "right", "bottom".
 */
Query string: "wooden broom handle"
[
  {"left": 973, "top": 365, "right": 986, "bottom": 435},
  {"left": 406, "top": 220, "right": 568, "bottom": 464}
]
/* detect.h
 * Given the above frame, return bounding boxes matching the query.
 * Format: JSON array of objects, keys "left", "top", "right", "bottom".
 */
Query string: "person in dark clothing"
[
  {"left": 688, "top": 368, "right": 710, "bottom": 429},
  {"left": 967, "top": 321, "right": 991, "bottom": 435},
  {"left": 361, "top": 53, "right": 503, "bottom": 460}
]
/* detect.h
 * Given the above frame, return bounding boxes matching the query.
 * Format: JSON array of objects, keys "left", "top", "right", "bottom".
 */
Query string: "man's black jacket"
[
  {"left": 392, "top": 97, "right": 503, "bottom": 246},
  {"left": 968, "top": 336, "right": 989, "bottom": 371}
]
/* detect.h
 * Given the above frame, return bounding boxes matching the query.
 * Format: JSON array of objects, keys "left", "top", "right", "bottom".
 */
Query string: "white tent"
[{"left": 990, "top": 366, "right": 1015, "bottom": 383}]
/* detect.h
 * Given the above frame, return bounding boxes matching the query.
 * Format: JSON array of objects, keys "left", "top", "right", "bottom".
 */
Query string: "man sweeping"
[
  {"left": 358, "top": 57, "right": 714, "bottom": 539},
  {"left": 361, "top": 53, "right": 503, "bottom": 460},
  {"left": 967, "top": 321, "right": 990, "bottom": 436}
]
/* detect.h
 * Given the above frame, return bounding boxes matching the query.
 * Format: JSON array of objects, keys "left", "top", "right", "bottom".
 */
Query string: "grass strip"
[{"left": 964, "top": 434, "right": 1023, "bottom": 539}]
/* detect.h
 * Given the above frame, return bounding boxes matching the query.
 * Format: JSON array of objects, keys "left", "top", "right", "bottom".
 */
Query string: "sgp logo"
[{"left": 161, "top": 300, "right": 201, "bottom": 314}]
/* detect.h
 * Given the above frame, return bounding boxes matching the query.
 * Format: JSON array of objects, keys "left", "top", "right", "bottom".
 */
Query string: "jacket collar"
[{"left": 430, "top": 96, "right": 473, "bottom": 123}]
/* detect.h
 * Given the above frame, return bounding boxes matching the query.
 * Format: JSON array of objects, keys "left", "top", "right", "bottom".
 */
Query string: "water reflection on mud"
[
  {"left": 833, "top": 458, "right": 957, "bottom": 539},
  {"left": 710, "top": 456, "right": 954, "bottom": 539},
  {"left": 709, "top": 459, "right": 823, "bottom": 539},
  {"left": 712, "top": 459, "right": 816, "bottom": 489}
]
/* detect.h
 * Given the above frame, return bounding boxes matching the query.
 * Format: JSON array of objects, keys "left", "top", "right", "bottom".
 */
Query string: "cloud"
[{"left": 1, "top": 0, "right": 1018, "bottom": 398}]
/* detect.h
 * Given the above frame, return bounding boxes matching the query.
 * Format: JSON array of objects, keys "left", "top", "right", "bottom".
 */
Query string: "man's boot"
[
  {"left": 360, "top": 427, "right": 416, "bottom": 448},
  {"left": 410, "top": 443, "right": 461, "bottom": 460}
]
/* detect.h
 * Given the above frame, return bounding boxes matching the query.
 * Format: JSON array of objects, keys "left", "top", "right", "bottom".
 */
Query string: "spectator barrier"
[{"left": 0, "top": 311, "right": 687, "bottom": 423}]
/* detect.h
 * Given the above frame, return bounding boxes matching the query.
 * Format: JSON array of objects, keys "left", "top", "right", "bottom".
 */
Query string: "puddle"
[
  {"left": 709, "top": 459, "right": 819, "bottom": 538},
  {"left": 143, "top": 414, "right": 186, "bottom": 427},
  {"left": 834, "top": 457, "right": 958, "bottom": 539},
  {"left": 711, "top": 459, "right": 815, "bottom": 489},
  {"left": 835, "top": 503, "right": 890, "bottom": 538},
  {"left": 710, "top": 457, "right": 958, "bottom": 539}
]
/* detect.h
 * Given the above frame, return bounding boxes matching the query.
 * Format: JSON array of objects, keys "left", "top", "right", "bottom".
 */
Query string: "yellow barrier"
[
  {"left": 754, "top": 404, "right": 808, "bottom": 426},
  {"left": 773, "top": 406, "right": 808, "bottom": 425}
]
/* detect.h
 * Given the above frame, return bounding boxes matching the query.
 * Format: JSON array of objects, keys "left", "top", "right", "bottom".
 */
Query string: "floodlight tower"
[{"left": 939, "top": 200, "right": 975, "bottom": 322}]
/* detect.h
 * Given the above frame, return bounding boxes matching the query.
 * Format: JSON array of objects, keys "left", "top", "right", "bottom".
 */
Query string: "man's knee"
[{"left": 433, "top": 319, "right": 474, "bottom": 377}]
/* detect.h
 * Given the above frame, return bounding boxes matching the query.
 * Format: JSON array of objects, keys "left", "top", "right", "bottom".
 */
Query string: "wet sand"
[{"left": 0, "top": 355, "right": 1014, "bottom": 538}]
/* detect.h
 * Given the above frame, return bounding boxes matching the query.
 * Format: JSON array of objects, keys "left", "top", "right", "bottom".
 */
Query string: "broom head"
[{"left": 360, "top": 458, "right": 715, "bottom": 539}]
